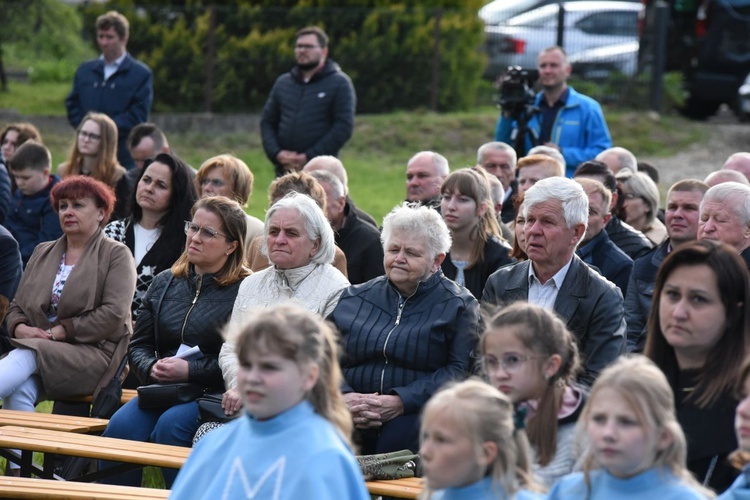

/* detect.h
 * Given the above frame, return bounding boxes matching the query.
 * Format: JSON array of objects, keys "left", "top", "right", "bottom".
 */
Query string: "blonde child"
[
  {"left": 718, "top": 357, "right": 750, "bottom": 498},
  {"left": 419, "top": 378, "right": 542, "bottom": 499},
  {"left": 481, "top": 302, "right": 583, "bottom": 486},
  {"left": 169, "top": 304, "right": 369, "bottom": 499},
  {"left": 548, "top": 355, "right": 713, "bottom": 499}
]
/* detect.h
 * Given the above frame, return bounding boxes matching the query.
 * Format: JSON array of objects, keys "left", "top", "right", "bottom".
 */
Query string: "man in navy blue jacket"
[
  {"left": 65, "top": 11, "right": 152, "bottom": 170},
  {"left": 261, "top": 26, "right": 356, "bottom": 177}
]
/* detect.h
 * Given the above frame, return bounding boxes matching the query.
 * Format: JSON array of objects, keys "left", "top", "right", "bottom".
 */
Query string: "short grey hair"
[
  {"left": 701, "top": 182, "right": 750, "bottom": 226},
  {"left": 408, "top": 151, "right": 450, "bottom": 177},
  {"left": 302, "top": 155, "right": 349, "bottom": 195},
  {"left": 381, "top": 203, "right": 451, "bottom": 259},
  {"left": 596, "top": 147, "right": 638, "bottom": 173},
  {"left": 262, "top": 192, "right": 336, "bottom": 265},
  {"left": 704, "top": 169, "right": 749, "bottom": 187},
  {"left": 485, "top": 173, "right": 504, "bottom": 207},
  {"left": 618, "top": 171, "right": 660, "bottom": 227},
  {"left": 308, "top": 169, "right": 345, "bottom": 199},
  {"left": 477, "top": 141, "right": 516, "bottom": 167},
  {"left": 523, "top": 177, "right": 588, "bottom": 231},
  {"left": 527, "top": 145, "right": 565, "bottom": 168}
]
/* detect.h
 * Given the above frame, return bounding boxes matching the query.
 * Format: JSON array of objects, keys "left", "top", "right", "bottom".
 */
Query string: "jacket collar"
[{"left": 272, "top": 262, "right": 320, "bottom": 291}]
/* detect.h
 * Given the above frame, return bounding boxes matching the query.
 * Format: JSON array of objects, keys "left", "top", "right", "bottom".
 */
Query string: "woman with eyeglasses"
[
  {"left": 616, "top": 170, "right": 667, "bottom": 246},
  {"left": 195, "top": 154, "right": 264, "bottom": 256},
  {"left": 99, "top": 196, "right": 250, "bottom": 488},
  {"left": 57, "top": 112, "right": 130, "bottom": 220},
  {"left": 104, "top": 152, "right": 197, "bottom": 324}
]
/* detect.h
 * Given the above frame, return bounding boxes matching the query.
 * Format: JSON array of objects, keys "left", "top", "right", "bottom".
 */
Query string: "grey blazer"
[{"left": 482, "top": 255, "right": 625, "bottom": 386}]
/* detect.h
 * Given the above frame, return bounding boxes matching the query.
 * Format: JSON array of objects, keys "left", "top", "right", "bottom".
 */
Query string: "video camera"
[{"left": 497, "top": 66, "right": 539, "bottom": 119}]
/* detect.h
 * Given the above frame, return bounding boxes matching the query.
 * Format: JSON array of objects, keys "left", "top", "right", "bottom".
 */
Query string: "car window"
[
  {"left": 575, "top": 11, "right": 638, "bottom": 36},
  {"left": 480, "top": 0, "right": 545, "bottom": 24},
  {"left": 507, "top": 4, "right": 559, "bottom": 26}
]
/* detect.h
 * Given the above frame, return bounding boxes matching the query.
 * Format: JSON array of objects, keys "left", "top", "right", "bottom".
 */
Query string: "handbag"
[
  {"left": 356, "top": 449, "right": 419, "bottom": 481},
  {"left": 90, "top": 355, "right": 128, "bottom": 419},
  {"left": 136, "top": 273, "right": 205, "bottom": 410},
  {"left": 137, "top": 382, "right": 205, "bottom": 409},
  {"left": 197, "top": 392, "right": 240, "bottom": 424}
]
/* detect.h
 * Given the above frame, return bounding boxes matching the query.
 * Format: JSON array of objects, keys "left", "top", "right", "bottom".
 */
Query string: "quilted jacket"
[{"left": 128, "top": 269, "right": 241, "bottom": 391}]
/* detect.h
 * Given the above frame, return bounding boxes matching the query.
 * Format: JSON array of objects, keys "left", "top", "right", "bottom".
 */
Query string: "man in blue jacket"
[
  {"left": 261, "top": 27, "right": 356, "bottom": 177},
  {"left": 65, "top": 11, "right": 153, "bottom": 170},
  {"left": 495, "top": 46, "right": 612, "bottom": 177}
]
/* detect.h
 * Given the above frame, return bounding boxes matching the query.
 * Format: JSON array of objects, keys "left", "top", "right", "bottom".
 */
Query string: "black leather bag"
[
  {"left": 137, "top": 382, "right": 205, "bottom": 410},
  {"left": 91, "top": 355, "right": 128, "bottom": 419},
  {"left": 135, "top": 273, "right": 204, "bottom": 410},
  {"left": 197, "top": 393, "right": 240, "bottom": 423}
]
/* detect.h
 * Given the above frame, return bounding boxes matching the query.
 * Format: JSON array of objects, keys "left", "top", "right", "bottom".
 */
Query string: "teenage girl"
[
  {"left": 440, "top": 168, "right": 512, "bottom": 300},
  {"left": 548, "top": 355, "right": 713, "bottom": 499},
  {"left": 419, "top": 378, "right": 542, "bottom": 499},
  {"left": 481, "top": 302, "right": 583, "bottom": 486},
  {"left": 718, "top": 357, "right": 750, "bottom": 499},
  {"left": 169, "top": 304, "right": 369, "bottom": 499}
]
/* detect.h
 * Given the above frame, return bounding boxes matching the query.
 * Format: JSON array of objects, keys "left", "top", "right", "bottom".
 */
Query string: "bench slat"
[
  {"left": 365, "top": 477, "right": 423, "bottom": 499},
  {"left": 0, "top": 426, "right": 190, "bottom": 469},
  {"left": 0, "top": 477, "right": 169, "bottom": 499},
  {"left": 0, "top": 409, "right": 108, "bottom": 433}
]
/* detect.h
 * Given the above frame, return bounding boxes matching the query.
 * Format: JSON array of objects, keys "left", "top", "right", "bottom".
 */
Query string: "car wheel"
[{"left": 679, "top": 97, "right": 721, "bottom": 120}]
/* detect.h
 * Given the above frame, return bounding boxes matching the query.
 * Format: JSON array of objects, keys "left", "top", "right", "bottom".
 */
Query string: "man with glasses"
[
  {"left": 65, "top": 11, "right": 153, "bottom": 171},
  {"left": 261, "top": 26, "right": 356, "bottom": 177}
]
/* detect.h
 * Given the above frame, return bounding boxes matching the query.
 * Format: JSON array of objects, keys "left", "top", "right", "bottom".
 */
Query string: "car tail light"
[
  {"left": 499, "top": 36, "right": 526, "bottom": 54},
  {"left": 695, "top": 0, "right": 711, "bottom": 38}
]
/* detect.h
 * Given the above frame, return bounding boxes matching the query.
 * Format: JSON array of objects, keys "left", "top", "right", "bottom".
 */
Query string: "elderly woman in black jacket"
[
  {"left": 99, "top": 196, "right": 249, "bottom": 487},
  {"left": 329, "top": 202, "right": 480, "bottom": 454}
]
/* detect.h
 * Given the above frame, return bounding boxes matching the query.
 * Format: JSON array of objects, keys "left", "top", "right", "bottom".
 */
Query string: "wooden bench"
[
  {"left": 65, "top": 389, "right": 138, "bottom": 405},
  {"left": 0, "top": 476, "right": 169, "bottom": 499},
  {"left": 0, "top": 426, "right": 190, "bottom": 482},
  {"left": 0, "top": 409, "right": 108, "bottom": 433},
  {"left": 365, "top": 477, "right": 423, "bottom": 499}
]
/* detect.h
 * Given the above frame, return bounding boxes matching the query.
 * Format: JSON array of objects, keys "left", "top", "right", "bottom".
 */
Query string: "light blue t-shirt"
[
  {"left": 547, "top": 468, "right": 707, "bottom": 500},
  {"left": 431, "top": 476, "right": 542, "bottom": 499}
]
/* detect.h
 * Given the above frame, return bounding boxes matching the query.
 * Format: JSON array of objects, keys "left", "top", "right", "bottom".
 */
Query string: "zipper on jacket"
[
  {"left": 180, "top": 276, "right": 203, "bottom": 344},
  {"left": 379, "top": 294, "right": 407, "bottom": 395}
]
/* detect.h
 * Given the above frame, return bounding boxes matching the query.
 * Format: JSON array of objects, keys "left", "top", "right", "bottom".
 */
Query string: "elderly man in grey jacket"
[{"left": 482, "top": 177, "right": 625, "bottom": 386}]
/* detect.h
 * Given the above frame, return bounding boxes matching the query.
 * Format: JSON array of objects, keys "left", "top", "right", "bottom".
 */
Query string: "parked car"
[
  {"left": 480, "top": 0, "right": 638, "bottom": 26},
  {"left": 639, "top": 0, "right": 750, "bottom": 120},
  {"left": 484, "top": 1, "right": 641, "bottom": 79},
  {"left": 568, "top": 40, "right": 639, "bottom": 80}
]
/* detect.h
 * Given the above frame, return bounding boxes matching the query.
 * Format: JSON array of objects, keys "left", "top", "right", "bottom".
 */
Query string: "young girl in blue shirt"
[
  {"left": 481, "top": 302, "right": 584, "bottom": 486},
  {"left": 719, "top": 357, "right": 750, "bottom": 499},
  {"left": 548, "top": 355, "right": 712, "bottom": 499},
  {"left": 169, "top": 304, "right": 369, "bottom": 499},
  {"left": 419, "top": 378, "right": 543, "bottom": 499}
]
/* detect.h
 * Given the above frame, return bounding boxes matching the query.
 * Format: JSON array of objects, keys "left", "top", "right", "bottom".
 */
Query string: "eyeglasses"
[
  {"left": 622, "top": 193, "right": 641, "bottom": 200},
  {"left": 481, "top": 353, "right": 536, "bottom": 375},
  {"left": 184, "top": 221, "right": 229, "bottom": 240},
  {"left": 295, "top": 44, "right": 320, "bottom": 50},
  {"left": 200, "top": 178, "right": 226, "bottom": 188},
  {"left": 79, "top": 131, "right": 102, "bottom": 141}
]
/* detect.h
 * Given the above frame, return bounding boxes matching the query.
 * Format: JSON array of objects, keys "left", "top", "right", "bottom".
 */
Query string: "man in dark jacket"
[
  {"left": 261, "top": 26, "right": 356, "bottom": 177},
  {"left": 65, "top": 11, "right": 153, "bottom": 170},
  {"left": 575, "top": 178, "right": 633, "bottom": 294},
  {"left": 624, "top": 179, "right": 708, "bottom": 352},
  {"left": 574, "top": 161, "right": 653, "bottom": 259},
  {"left": 483, "top": 177, "right": 625, "bottom": 386}
]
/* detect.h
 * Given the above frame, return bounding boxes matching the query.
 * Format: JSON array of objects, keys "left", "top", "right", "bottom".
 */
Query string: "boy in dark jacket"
[{"left": 5, "top": 141, "right": 62, "bottom": 266}]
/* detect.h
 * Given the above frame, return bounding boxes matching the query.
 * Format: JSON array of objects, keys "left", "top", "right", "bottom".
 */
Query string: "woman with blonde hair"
[
  {"left": 195, "top": 154, "right": 265, "bottom": 247},
  {"left": 57, "top": 112, "right": 129, "bottom": 220},
  {"left": 617, "top": 170, "right": 667, "bottom": 245}
]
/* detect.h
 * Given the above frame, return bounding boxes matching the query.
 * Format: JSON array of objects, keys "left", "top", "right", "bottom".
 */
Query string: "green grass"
[{"left": 0, "top": 81, "right": 705, "bottom": 223}]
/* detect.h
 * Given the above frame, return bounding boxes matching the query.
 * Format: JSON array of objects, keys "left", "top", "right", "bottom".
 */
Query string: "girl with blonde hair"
[
  {"left": 419, "top": 378, "right": 542, "bottom": 499},
  {"left": 170, "top": 304, "right": 369, "bottom": 499},
  {"left": 548, "top": 355, "right": 713, "bottom": 499}
]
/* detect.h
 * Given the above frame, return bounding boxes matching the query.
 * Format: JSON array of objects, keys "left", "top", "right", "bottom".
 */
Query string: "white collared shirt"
[
  {"left": 527, "top": 258, "right": 573, "bottom": 310},
  {"left": 503, "top": 186, "right": 513, "bottom": 203},
  {"left": 101, "top": 52, "right": 127, "bottom": 81}
]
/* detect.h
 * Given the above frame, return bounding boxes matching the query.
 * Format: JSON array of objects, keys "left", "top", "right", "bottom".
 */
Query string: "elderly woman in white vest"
[{"left": 201, "top": 192, "right": 349, "bottom": 435}]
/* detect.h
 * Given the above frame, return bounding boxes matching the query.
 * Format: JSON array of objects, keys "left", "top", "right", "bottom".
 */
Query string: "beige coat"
[{"left": 6, "top": 230, "right": 136, "bottom": 399}]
